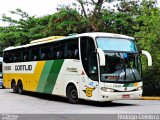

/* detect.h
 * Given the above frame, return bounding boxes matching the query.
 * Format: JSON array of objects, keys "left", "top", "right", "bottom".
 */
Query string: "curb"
[{"left": 141, "top": 97, "right": 160, "bottom": 100}]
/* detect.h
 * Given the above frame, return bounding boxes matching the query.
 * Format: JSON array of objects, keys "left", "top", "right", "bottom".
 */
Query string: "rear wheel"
[
  {"left": 11, "top": 81, "right": 17, "bottom": 93},
  {"left": 17, "top": 81, "right": 23, "bottom": 94},
  {"left": 67, "top": 85, "right": 80, "bottom": 104}
]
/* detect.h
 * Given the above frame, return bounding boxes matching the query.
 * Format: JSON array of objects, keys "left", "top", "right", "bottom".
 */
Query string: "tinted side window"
[
  {"left": 66, "top": 38, "right": 79, "bottom": 59},
  {"left": 30, "top": 47, "right": 40, "bottom": 61},
  {"left": 8, "top": 51, "right": 14, "bottom": 63},
  {"left": 4, "top": 51, "right": 10, "bottom": 63},
  {"left": 13, "top": 50, "right": 21, "bottom": 62},
  {"left": 4, "top": 49, "right": 22, "bottom": 63},
  {"left": 41, "top": 44, "right": 51, "bottom": 60},
  {"left": 22, "top": 48, "right": 29, "bottom": 62},
  {"left": 53, "top": 41, "right": 65, "bottom": 59}
]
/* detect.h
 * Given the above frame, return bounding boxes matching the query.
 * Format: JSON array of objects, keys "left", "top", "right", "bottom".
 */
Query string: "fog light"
[
  {"left": 101, "top": 87, "right": 115, "bottom": 92},
  {"left": 136, "top": 86, "right": 142, "bottom": 91}
]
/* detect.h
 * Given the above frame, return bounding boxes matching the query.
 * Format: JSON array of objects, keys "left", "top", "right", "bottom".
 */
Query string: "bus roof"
[
  {"left": 30, "top": 36, "right": 64, "bottom": 44},
  {"left": 75, "top": 32, "right": 134, "bottom": 40},
  {"left": 3, "top": 32, "right": 134, "bottom": 51}
]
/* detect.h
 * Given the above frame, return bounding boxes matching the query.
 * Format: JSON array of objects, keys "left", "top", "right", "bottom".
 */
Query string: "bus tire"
[
  {"left": 17, "top": 80, "right": 23, "bottom": 94},
  {"left": 11, "top": 80, "right": 17, "bottom": 93},
  {"left": 66, "top": 85, "right": 80, "bottom": 104}
]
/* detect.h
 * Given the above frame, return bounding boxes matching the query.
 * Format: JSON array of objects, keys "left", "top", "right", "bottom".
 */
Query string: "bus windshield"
[
  {"left": 96, "top": 37, "right": 137, "bottom": 52},
  {"left": 96, "top": 37, "right": 141, "bottom": 83}
]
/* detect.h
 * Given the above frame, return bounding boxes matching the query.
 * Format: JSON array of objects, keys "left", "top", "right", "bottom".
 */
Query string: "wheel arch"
[{"left": 66, "top": 82, "right": 79, "bottom": 97}]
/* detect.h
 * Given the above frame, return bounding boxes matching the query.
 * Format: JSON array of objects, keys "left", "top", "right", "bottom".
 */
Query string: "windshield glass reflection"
[
  {"left": 100, "top": 52, "right": 141, "bottom": 83},
  {"left": 97, "top": 37, "right": 137, "bottom": 52}
]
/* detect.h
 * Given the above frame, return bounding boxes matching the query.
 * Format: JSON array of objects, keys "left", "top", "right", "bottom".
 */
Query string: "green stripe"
[
  {"left": 36, "top": 61, "right": 54, "bottom": 92},
  {"left": 123, "top": 83, "right": 134, "bottom": 87},
  {"left": 43, "top": 60, "right": 64, "bottom": 94}
]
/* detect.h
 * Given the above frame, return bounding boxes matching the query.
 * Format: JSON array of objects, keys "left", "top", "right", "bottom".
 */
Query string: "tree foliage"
[
  {"left": 134, "top": 0, "right": 160, "bottom": 88},
  {"left": 48, "top": 8, "right": 86, "bottom": 35}
]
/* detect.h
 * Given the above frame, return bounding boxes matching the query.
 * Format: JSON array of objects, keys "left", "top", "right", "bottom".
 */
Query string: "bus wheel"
[
  {"left": 67, "top": 85, "right": 80, "bottom": 104},
  {"left": 17, "top": 81, "right": 23, "bottom": 94},
  {"left": 11, "top": 81, "right": 17, "bottom": 93}
]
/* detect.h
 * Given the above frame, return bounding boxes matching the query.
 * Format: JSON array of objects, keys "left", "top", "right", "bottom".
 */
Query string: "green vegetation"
[{"left": 0, "top": 0, "right": 160, "bottom": 95}]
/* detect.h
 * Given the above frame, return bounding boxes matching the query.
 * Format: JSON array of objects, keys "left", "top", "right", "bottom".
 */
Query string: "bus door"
[{"left": 80, "top": 37, "right": 99, "bottom": 101}]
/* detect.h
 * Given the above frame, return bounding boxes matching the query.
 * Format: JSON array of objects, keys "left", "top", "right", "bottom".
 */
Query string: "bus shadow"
[
  {"left": 11, "top": 91, "right": 137, "bottom": 107},
  {"left": 80, "top": 100, "right": 137, "bottom": 107},
  {"left": 21, "top": 91, "right": 69, "bottom": 103}
]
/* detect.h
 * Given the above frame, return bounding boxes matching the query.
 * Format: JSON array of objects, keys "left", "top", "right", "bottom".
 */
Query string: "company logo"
[
  {"left": 86, "top": 87, "right": 95, "bottom": 97},
  {"left": 83, "top": 86, "right": 96, "bottom": 97},
  {"left": 15, "top": 65, "right": 32, "bottom": 71}
]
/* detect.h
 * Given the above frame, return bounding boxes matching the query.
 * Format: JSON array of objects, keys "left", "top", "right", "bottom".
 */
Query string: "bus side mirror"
[
  {"left": 141, "top": 50, "right": 152, "bottom": 66},
  {"left": 97, "top": 48, "right": 105, "bottom": 66}
]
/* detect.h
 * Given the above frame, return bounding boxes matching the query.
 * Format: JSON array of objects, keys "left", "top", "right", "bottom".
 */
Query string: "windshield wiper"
[{"left": 121, "top": 53, "right": 137, "bottom": 82}]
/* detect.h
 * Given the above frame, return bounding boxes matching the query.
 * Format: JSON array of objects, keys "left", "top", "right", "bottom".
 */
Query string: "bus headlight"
[
  {"left": 136, "top": 86, "right": 142, "bottom": 91},
  {"left": 101, "top": 87, "right": 115, "bottom": 92}
]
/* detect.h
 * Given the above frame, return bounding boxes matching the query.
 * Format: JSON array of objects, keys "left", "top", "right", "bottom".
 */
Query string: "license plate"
[{"left": 122, "top": 94, "right": 130, "bottom": 99}]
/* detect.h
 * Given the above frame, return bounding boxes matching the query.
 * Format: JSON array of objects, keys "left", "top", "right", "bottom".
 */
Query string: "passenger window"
[
  {"left": 13, "top": 50, "right": 21, "bottom": 62},
  {"left": 5, "top": 49, "right": 24, "bottom": 63},
  {"left": 41, "top": 45, "right": 51, "bottom": 60},
  {"left": 4, "top": 52, "right": 10, "bottom": 63},
  {"left": 9, "top": 52, "right": 14, "bottom": 63},
  {"left": 66, "top": 38, "right": 79, "bottom": 59},
  {"left": 54, "top": 42, "right": 65, "bottom": 59},
  {"left": 22, "top": 48, "right": 29, "bottom": 62},
  {"left": 30, "top": 47, "right": 40, "bottom": 61}
]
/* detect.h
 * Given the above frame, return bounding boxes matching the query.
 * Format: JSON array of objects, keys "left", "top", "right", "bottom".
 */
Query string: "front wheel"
[{"left": 67, "top": 85, "right": 80, "bottom": 104}]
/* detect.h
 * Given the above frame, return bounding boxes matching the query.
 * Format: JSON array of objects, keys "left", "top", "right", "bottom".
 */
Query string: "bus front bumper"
[{"left": 99, "top": 90, "right": 142, "bottom": 102}]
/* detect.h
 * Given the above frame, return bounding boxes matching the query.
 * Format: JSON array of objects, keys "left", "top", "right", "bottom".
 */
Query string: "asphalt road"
[{"left": 0, "top": 89, "right": 160, "bottom": 114}]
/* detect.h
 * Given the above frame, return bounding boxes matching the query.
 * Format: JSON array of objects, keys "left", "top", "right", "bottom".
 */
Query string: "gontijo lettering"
[{"left": 15, "top": 65, "right": 32, "bottom": 71}]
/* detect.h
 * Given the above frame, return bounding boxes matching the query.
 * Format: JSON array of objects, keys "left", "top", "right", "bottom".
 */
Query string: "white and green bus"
[{"left": 3, "top": 32, "right": 152, "bottom": 103}]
